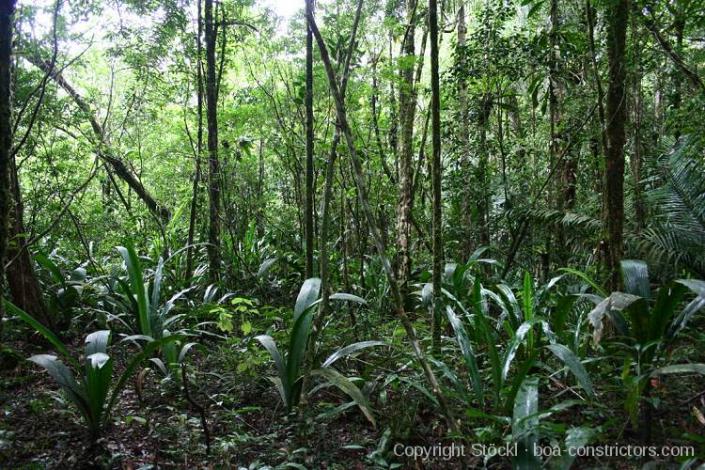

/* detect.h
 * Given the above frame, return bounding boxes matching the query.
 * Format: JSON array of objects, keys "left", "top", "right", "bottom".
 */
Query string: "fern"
[{"left": 639, "top": 136, "right": 705, "bottom": 277}]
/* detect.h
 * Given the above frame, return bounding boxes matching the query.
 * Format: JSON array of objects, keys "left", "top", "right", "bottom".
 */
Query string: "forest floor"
[{"left": 2, "top": 330, "right": 704, "bottom": 469}]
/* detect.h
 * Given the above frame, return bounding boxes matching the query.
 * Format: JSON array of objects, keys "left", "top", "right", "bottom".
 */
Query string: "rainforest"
[{"left": 1, "top": 0, "right": 705, "bottom": 468}]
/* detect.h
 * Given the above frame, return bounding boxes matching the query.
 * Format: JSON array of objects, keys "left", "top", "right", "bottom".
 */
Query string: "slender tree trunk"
[
  {"left": 0, "top": 0, "right": 17, "bottom": 339},
  {"left": 670, "top": 7, "right": 684, "bottom": 141},
  {"left": 429, "top": 0, "right": 443, "bottom": 353},
  {"left": 477, "top": 95, "right": 491, "bottom": 248},
  {"left": 318, "top": 0, "right": 362, "bottom": 328},
  {"left": 456, "top": 3, "right": 472, "bottom": 259},
  {"left": 205, "top": 0, "right": 221, "bottom": 283},
  {"left": 371, "top": 59, "right": 396, "bottom": 184},
  {"left": 630, "top": 13, "right": 646, "bottom": 233},
  {"left": 306, "top": 9, "right": 459, "bottom": 434},
  {"left": 186, "top": 0, "right": 204, "bottom": 279},
  {"left": 304, "top": 0, "right": 315, "bottom": 278},
  {"left": 605, "top": 0, "right": 629, "bottom": 290},
  {"left": 585, "top": 0, "right": 608, "bottom": 163},
  {"left": 549, "top": 0, "right": 568, "bottom": 262},
  {"left": 396, "top": 0, "right": 417, "bottom": 308},
  {"left": 388, "top": 34, "right": 398, "bottom": 174},
  {"left": 256, "top": 139, "right": 265, "bottom": 238}
]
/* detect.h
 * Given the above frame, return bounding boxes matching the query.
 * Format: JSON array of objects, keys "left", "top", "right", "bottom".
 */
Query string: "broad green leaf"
[
  {"left": 85, "top": 330, "right": 111, "bottom": 356},
  {"left": 546, "top": 344, "right": 595, "bottom": 399},
  {"left": 255, "top": 335, "right": 287, "bottom": 384},
  {"left": 85, "top": 353, "right": 113, "bottom": 434},
  {"left": 329, "top": 292, "right": 367, "bottom": 305},
  {"left": 496, "top": 283, "right": 521, "bottom": 327},
  {"left": 117, "top": 242, "right": 152, "bottom": 337},
  {"left": 557, "top": 426, "right": 595, "bottom": 469},
  {"left": 177, "top": 342, "right": 205, "bottom": 363},
  {"left": 587, "top": 292, "right": 641, "bottom": 344},
  {"left": 28, "top": 354, "right": 91, "bottom": 422},
  {"left": 286, "top": 306, "right": 315, "bottom": 408},
  {"left": 311, "top": 367, "right": 376, "bottom": 427},
  {"left": 649, "top": 282, "right": 686, "bottom": 342},
  {"left": 669, "top": 296, "right": 705, "bottom": 338},
  {"left": 321, "top": 341, "right": 386, "bottom": 368},
  {"left": 6, "top": 300, "right": 75, "bottom": 367},
  {"left": 34, "top": 252, "right": 65, "bottom": 286},
  {"left": 295, "top": 277, "right": 321, "bottom": 320},
  {"left": 445, "top": 306, "right": 483, "bottom": 404},
  {"left": 502, "top": 322, "right": 533, "bottom": 381},
  {"left": 621, "top": 260, "right": 651, "bottom": 299},
  {"left": 257, "top": 257, "right": 277, "bottom": 277},
  {"left": 676, "top": 279, "right": 705, "bottom": 298},
  {"left": 512, "top": 376, "right": 540, "bottom": 470}
]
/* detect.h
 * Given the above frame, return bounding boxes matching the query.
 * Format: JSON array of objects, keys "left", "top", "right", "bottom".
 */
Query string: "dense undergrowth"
[{"left": 2, "top": 243, "right": 705, "bottom": 469}]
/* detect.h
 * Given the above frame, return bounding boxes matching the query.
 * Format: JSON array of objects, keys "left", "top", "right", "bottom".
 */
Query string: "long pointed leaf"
[
  {"left": 502, "top": 322, "right": 534, "bottom": 381},
  {"left": 546, "top": 344, "right": 595, "bottom": 399},
  {"left": 255, "top": 334, "right": 288, "bottom": 393},
  {"left": 512, "top": 376, "right": 540, "bottom": 469},
  {"left": 445, "top": 306, "right": 484, "bottom": 404},
  {"left": 311, "top": 367, "right": 376, "bottom": 427},
  {"left": 6, "top": 300, "right": 76, "bottom": 367},
  {"left": 295, "top": 278, "right": 321, "bottom": 320},
  {"left": 321, "top": 341, "right": 386, "bottom": 369},
  {"left": 559, "top": 268, "right": 607, "bottom": 297},
  {"left": 286, "top": 306, "right": 315, "bottom": 407},
  {"left": 85, "top": 330, "right": 111, "bottom": 356},
  {"left": 117, "top": 242, "right": 152, "bottom": 337},
  {"left": 28, "top": 354, "right": 91, "bottom": 422}
]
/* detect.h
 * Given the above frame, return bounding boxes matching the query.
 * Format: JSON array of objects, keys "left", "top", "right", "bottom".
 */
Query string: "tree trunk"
[
  {"left": 186, "top": 0, "right": 204, "bottom": 279},
  {"left": 317, "top": 0, "right": 362, "bottom": 329},
  {"left": 395, "top": 0, "right": 417, "bottom": 308},
  {"left": 605, "top": 0, "right": 629, "bottom": 290},
  {"left": 477, "top": 95, "right": 491, "bottom": 248},
  {"left": 670, "top": 6, "right": 684, "bottom": 141},
  {"left": 256, "top": 139, "right": 265, "bottom": 238},
  {"left": 549, "top": 0, "right": 570, "bottom": 262},
  {"left": 6, "top": 159, "right": 50, "bottom": 329},
  {"left": 205, "top": 0, "right": 221, "bottom": 283},
  {"left": 429, "top": 0, "right": 443, "bottom": 353},
  {"left": 304, "top": 0, "right": 315, "bottom": 279},
  {"left": 456, "top": 3, "right": 473, "bottom": 259},
  {"left": 0, "top": 0, "right": 16, "bottom": 340},
  {"left": 630, "top": 13, "right": 646, "bottom": 233}
]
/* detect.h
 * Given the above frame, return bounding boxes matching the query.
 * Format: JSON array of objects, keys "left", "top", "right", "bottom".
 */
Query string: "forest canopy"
[{"left": 1, "top": 0, "right": 705, "bottom": 467}]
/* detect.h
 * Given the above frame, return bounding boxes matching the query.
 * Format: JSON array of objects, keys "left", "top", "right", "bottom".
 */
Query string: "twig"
[{"left": 181, "top": 364, "right": 211, "bottom": 457}]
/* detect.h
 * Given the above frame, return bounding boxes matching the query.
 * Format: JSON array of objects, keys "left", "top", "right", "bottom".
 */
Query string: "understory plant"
[
  {"left": 256, "top": 277, "right": 385, "bottom": 425},
  {"left": 5, "top": 300, "right": 178, "bottom": 439},
  {"left": 442, "top": 271, "right": 595, "bottom": 413},
  {"left": 576, "top": 260, "right": 705, "bottom": 432},
  {"left": 116, "top": 241, "right": 196, "bottom": 376},
  {"left": 436, "top": 270, "right": 598, "bottom": 466}
]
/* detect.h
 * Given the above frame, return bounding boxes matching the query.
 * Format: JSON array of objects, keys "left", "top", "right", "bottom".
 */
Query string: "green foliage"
[
  {"left": 10, "top": 300, "right": 179, "bottom": 438},
  {"left": 639, "top": 137, "right": 705, "bottom": 277},
  {"left": 579, "top": 260, "right": 705, "bottom": 427},
  {"left": 256, "top": 278, "right": 384, "bottom": 425},
  {"left": 115, "top": 241, "right": 196, "bottom": 376}
]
